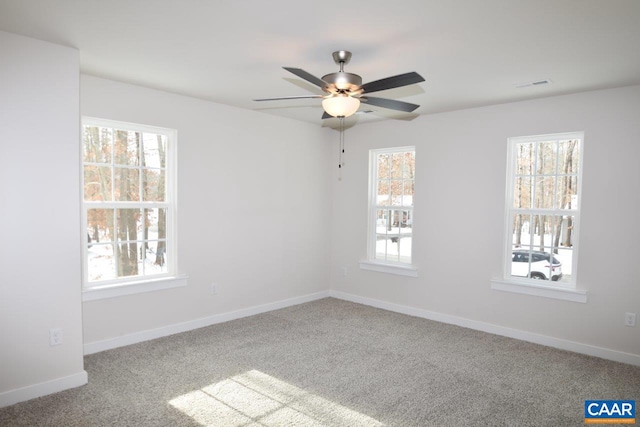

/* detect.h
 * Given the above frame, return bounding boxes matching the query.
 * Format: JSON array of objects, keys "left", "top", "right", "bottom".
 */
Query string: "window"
[
  {"left": 82, "top": 118, "right": 179, "bottom": 293},
  {"left": 502, "top": 132, "right": 583, "bottom": 290},
  {"left": 362, "top": 147, "right": 416, "bottom": 276}
]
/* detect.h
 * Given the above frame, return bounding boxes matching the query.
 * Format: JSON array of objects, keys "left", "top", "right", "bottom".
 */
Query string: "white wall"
[
  {"left": 331, "top": 86, "right": 640, "bottom": 360},
  {"left": 80, "top": 76, "right": 333, "bottom": 345},
  {"left": 0, "top": 31, "right": 86, "bottom": 406}
]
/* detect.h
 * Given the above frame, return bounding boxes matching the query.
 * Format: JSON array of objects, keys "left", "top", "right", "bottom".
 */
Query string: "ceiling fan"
[{"left": 254, "top": 50, "right": 425, "bottom": 119}]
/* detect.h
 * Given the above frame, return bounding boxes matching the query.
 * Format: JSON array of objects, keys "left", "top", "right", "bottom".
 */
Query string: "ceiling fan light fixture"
[{"left": 322, "top": 95, "right": 360, "bottom": 118}]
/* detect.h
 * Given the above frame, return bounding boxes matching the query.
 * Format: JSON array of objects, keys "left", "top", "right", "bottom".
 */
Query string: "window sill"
[
  {"left": 490, "top": 278, "right": 587, "bottom": 303},
  {"left": 359, "top": 261, "right": 418, "bottom": 277},
  {"left": 82, "top": 275, "right": 188, "bottom": 301}
]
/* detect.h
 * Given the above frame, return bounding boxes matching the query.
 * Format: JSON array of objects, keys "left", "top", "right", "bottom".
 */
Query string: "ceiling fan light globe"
[{"left": 322, "top": 96, "right": 360, "bottom": 118}]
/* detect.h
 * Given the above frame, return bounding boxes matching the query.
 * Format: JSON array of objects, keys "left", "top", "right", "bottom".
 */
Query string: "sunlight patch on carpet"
[{"left": 169, "top": 369, "right": 384, "bottom": 426}]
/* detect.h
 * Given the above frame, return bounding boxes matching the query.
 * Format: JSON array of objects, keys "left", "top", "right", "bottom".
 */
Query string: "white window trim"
[
  {"left": 362, "top": 146, "right": 417, "bottom": 276},
  {"left": 490, "top": 278, "right": 587, "bottom": 303},
  {"left": 495, "top": 131, "right": 584, "bottom": 302},
  {"left": 359, "top": 260, "right": 418, "bottom": 277},
  {"left": 81, "top": 117, "right": 184, "bottom": 294},
  {"left": 82, "top": 275, "right": 188, "bottom": 301}
]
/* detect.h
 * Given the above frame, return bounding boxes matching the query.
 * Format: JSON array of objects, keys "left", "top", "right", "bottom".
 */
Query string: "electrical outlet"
[
  {"left": 210, "top": 283, "right": 218, "bottom": 295},
  {"left": 49, "top": 328, "right": 63, "bottom": 346},
  {"left": 624, "top": 312, "right": 636, "bottom": 327}
]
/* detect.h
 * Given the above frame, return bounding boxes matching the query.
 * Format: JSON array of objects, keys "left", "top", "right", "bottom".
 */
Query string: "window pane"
[
  {"left": 116, "top": 242, "right": 141, "bottom": 278},
  {"left": 530, "top": 214, "right": 554, "bottom": 250},
  {"left": 88, "top": 243, "right": 115, "bottom": 281},
  {"left": 400, "top": 210, "right": 412, "bottom": 232},
  {"left": 143, "top": 168, "right": 165, "bottom": 202},
  {"left": 116, "top": 209, "right": 142, "bottom": 242},
  {"left": 88, "top": 208, "right": 114, "bottom": 243},
  {"left": 144, "top": 208, "right": 167, "bottom": 241},
  {"left": 403, "top": 180, "right": 414, "bottom": 206},
  {"left": 510, "top": 246, "right": 532, "bottom": 278},
  {"left": 114, "top": 129, "right": 140, "bottom": 166},
  {"left": 403, "top": 151, "right": 415, "bottom": 178},
  {"left": 534, "top": 176, "right": 556, "bottom": 209},
  {"left": 377, "top": 154, "right": 390, "bottom": 179},
  {"left": 375, "top": 209, "right": 390, "bottom": 235},
  {"left": 84, "top": 165, "right": 112, "bottom": 201},
  {"left": 397, "top": 238, "right": 412, "bottom": 264},
  {"left": 556, "top": 215, "right": 576, "bottom": 249},
  {"left": 398, "top": 210, "right": 412, "bottom": 263},
  {"left": 114, "top": 167, "right": 140, "bottom": 201},
  {"left": 556, "top": 175, "right": 578, "bottom": 210},
  {"left": 143, "top": 241, "right": 168, "bottom": 275},
  {"left": 512, "top": 213, "right": 532, "bottom": 247},
  {"left": 377, "top": 180, "right": 390, "bottom": 206},
  {"left": 537, "top": 141, "right": 557, "bottom": 175},
  {"left": 391, "top": 153, "right": 404, "bottom": 179},
  {"left": 513, "top": 176, "right": 532, "bottom": 209},
  {"left": 83, "top": 126, "right": 112, "bottom": 164},
  {"left": 390, "top": 180, "right": 403, "bottom": 206},
  {"left": 515, "top": 143, "right": 534, "bottom": 175},
  {"left": 142, "top": 133, "right": 166, "bottom": 168},
  {"left": 375, "top": 236, "right": 389, "bottom": 261},
  {"left": 389, "top": 210, "right": 401, "bottom": 233},
  {"left": 376, "top": 236, "right": 399, "bottom": 262},
  {"left": 558, "top": 139, "right": 580, "bottom": 175}
]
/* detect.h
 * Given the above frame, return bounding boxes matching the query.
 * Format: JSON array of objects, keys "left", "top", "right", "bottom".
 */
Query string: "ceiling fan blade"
[
  {"left": 361, "top": 72, "right": 425, "bottom": 94},
  {"left": 321, "top": 111, "right": 332, "bottom": 119},
  {"left": 283, "top": 67, "right": 328, "bottom": 89},
  {"left": 360, "top": 96, "right": 420, "bottom": 112},
  {"left": 254, "top": 95, "right": 324, "bottom": 101}
]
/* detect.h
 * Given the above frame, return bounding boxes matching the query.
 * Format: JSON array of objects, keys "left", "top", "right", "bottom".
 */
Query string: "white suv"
[{"left": 512, "top": 250, "right": 563, "bottom": 281}]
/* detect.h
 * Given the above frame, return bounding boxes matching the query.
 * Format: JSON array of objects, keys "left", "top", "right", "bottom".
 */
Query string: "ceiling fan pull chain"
[
  {"left": 341, "top": 117, "right": 345, "bottom": 166},
  {"left": 339, "top": 117, "right": 344, "bottom": 168},
  {"left": 338, "top": 117, "right": 345, "bottom": 180}
]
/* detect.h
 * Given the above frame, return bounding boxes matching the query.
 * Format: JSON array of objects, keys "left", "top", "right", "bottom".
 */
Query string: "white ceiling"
[{"left": 2, "top": 0, "right": 639, "bottom": 129}]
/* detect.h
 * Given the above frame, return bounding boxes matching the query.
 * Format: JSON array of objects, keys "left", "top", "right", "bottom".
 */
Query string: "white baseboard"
[
  {"left": 330, "top": 290, "right": 640, "bottom": 367},
  {"left": 0, "top": 371, "right": 88, "bottom": 408},
  {"left": 84, "top": 290, "right": 330, "bottom": 355},
  {"left": 84, "top": 287, "right": 639, "bottom": 365}
]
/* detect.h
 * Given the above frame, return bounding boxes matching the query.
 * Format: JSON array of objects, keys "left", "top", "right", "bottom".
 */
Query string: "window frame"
[
  {"left": 361, "top": 146, "right": 417, "bottom": 277},
  {"left": 492, "top": 131, "right": 586, "bottom": 302},
  {"left": 81, "top": 117, "right": 184, "bottom": 298}
]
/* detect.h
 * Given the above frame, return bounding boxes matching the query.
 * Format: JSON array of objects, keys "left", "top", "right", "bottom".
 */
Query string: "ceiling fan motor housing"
[{"left": 322, "top": 72, "right": 362, "bottom": 93}]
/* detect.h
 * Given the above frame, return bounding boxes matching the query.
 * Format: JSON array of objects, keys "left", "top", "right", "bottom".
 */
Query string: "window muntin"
[
  {"left": 82, "top": 118, "right": 176, "bottom": 288},
  {"left": 369, "top": 147, "right": 415, "bottom": 265},
  {"left": 505, "top": 133, "right": 582, "bottom": 286}
]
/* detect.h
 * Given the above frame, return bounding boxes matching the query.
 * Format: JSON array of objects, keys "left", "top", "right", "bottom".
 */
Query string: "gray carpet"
[{"left": 1, "top": 297, "right": 638, "bottom": 426}]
